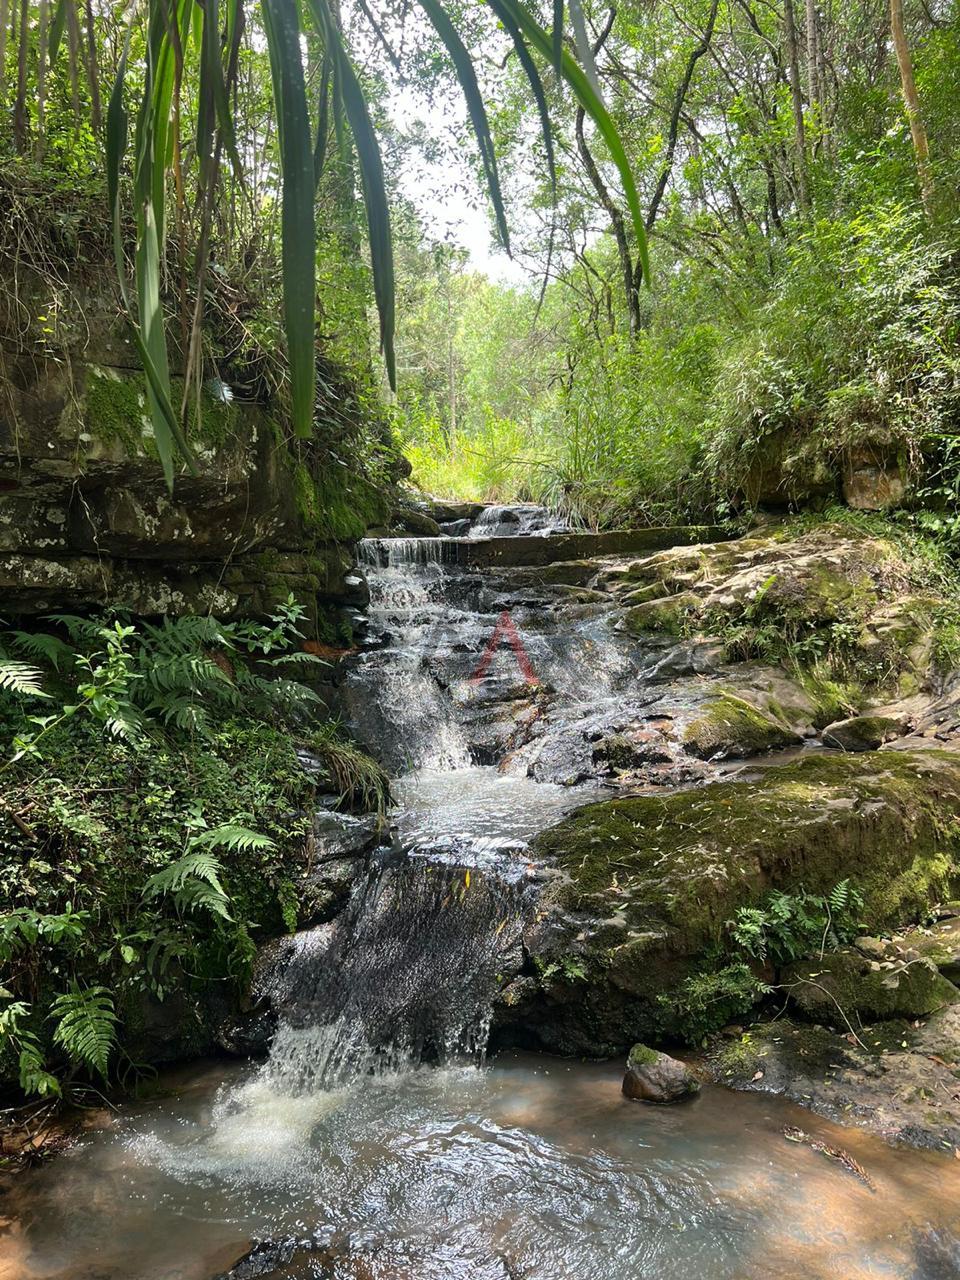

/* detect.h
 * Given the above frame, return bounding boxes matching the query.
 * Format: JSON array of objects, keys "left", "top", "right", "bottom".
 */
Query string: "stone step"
[{"left": 400, "top": 525, "right": 730, "bottom": 569}]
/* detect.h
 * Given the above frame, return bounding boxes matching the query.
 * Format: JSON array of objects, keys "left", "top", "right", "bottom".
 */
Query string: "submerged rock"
[{"left": 622, "top": 1044, "right": 699, "bottom": 1103}]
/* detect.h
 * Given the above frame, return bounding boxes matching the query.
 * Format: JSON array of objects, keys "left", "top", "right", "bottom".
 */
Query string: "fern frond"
[
  {"left": 142, "top": 849, "right": 236, "bottom": 921},
  {"left": 193, "top": 824, "right": 277, "bottom": 853},
  {"left": 829, "top": 879, "right": 850, "bottom": 912},
  {"left": 50, "top": 985, "right": 118, "bottom": 1081},
  {"left": 0, "top": 661, "right": 50, "bottom": 698},
  {"left": 10, "top": 631, "right": 74, "bottom": 671},
  {"left": 152, "top": 695, "right": 214, "bottom": 737},
  {"left": 46, "top": 614, "right": 106, "bottom": 645}
]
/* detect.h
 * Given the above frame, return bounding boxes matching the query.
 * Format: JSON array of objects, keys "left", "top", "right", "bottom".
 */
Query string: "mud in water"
[{"left": 2, "top": 1051, "right": 959, "bottom": 1280}]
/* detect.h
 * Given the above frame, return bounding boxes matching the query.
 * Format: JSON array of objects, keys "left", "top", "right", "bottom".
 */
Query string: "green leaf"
[
  {"left": 417, "top": 0, "right": 510, "bottom": 252},
  {"left": 50, "top": 985, "right": 118, "bottom": 1081},
  {"left": 0, "top": 661, "right": 49, "bottom": 698},
  {"left": 262, "top": 0, "right": 317, "bottom": 439},
  {"left": 106, "top": 13, "right": 197, "bottom": 489},
  {"left": 496, "top": 0, "right": 650, "bottom": 286},
  {"left": 486, "top": 0, "right": 556, "bottom": 195},
  {"left": 307, "top": 0, "right": 396, "bottom": 389}
]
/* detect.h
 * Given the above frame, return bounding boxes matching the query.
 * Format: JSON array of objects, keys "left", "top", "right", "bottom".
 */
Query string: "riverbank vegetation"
[
  {"left": 396, "top": 5, "right": 960, "bottom": 534},
  {"left": 0, "top": 606, "right": 387, "bottom": 1103}
]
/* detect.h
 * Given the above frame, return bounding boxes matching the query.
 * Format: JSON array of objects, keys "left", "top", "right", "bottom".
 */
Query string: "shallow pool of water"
[{"left": 3, "top": 1051, "right": 959, "bottom": 1280}]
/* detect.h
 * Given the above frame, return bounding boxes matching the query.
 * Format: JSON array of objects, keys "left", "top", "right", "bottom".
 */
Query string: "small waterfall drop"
[{"left": 257, "top": 860, "right": 526, "bottom": 1092}]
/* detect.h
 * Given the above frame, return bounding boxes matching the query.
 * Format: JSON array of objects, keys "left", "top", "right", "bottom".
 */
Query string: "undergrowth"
[{"left": 0, "top": 604, "right": 387, "bottom": 1105}]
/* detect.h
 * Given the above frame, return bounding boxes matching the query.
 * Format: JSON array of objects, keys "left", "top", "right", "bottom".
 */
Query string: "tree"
[{"left": 889, "top": 0, "right": 935, "bottom": 217}]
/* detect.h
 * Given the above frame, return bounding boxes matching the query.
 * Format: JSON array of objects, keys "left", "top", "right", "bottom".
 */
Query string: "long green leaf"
[
  {"left": 308, "top": 0, "right": 395, "bottom": 388},
  {"left": 262, "top": 0, "right": 317, "bottom": 438},
  {"left": 313, "top": 54, "right": 331, "bottom": 189},
  {"left": 416, "top": 0, "right": 510, "bottom": 252},
  {"left": 107, "top": 13, "right": 196, "bottom": 488},
  {"left": 485, "top": 0, "right": 556, "bottom": 195},
  {"left": 48, "top": 0, "right": 66, "bottom": 62},
  {"left": 552, "top": 0, "right": 563, "bottom": 72},
  {"left": 497, "top": 0, "right": 650, "bottom": 286},
  {"left": 566, "top": 0, "right": 600, "bottom": 96}
]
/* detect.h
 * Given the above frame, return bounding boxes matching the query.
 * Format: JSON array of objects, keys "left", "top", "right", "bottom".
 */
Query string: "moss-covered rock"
[
  {"left": 622, "top": 1044, "right": 699, "bottom": 1102},
  {"left": 783, "top": 948, "right": 959, "bottom": 1022},
  {"left": 507, "top": 751, "right": 960, "bottom": 1054},
  {"left": 621, "top": 590, "right": 700, "bottom": 636},
  {"left": 683, "top": 691, "right": 802, "bottom": 758},
  {"left": 822, "top": 713, "right": 911, "bottom": 752}
]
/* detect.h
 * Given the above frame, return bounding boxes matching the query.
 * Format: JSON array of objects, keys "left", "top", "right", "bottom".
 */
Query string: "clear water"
[
  {"left": 6, "top": 531, "right": 958, "bottom": 1280},
  {"left": 392, "top": 766, "right": 599, "bottom": 870},
  {"left": 3, "top": 1052, "right": 959, "bottom": 1280}
]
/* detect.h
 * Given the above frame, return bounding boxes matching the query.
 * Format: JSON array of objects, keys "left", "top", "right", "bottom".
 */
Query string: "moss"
[
  {"left": 534, "top": 750, "right": 960, "bottom": 954},
  {"left": 627, "top": 1043, "right": 658, "bottom": 1067},
  {"left": 784, "top": 950, "right": 959, "bottom": 1021},
  {"left": 288, "top": 458, "right": 390, "bottom": 542},
  {"left": 622, "top": 590, "right": 700, "bottom": 636},
  {"left": 176, "top": 378, "right": 244, "bottom": 449},
  {"left": 796, "top": 670, "right": 862, "bottom": 728},
  {"left": 683, "top": 691, "right": 801, "bottom": 759},
  {"left": 711, "top": 1033, "right": 765, "bottom": 1079},
  {"left": 85, "top": 368, "right": 152, "bottom": 456}
]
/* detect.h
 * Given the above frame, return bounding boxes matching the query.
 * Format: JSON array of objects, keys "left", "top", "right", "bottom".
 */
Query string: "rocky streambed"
[
  {"left": 219, "top": 506, "right": 960, "bottom": 1153},
  {"left": 7, "top": 506, "right": 960, "bottom": 1280}
]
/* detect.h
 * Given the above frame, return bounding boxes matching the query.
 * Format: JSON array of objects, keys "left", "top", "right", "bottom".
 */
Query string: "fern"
[
  {"left": 0, "top": 661, "right": 49, "bottom": 698},
  {"left": 9, "top": 631, "right": 74, "bottom": 671},
  {"left": 193, "top": 823, "right": 277, "bottom": 853},
  {"left": 829, "top": 879, "right": 851, "bottom": 912},
  {"left": 143, "top": 849, "right": 234, "bottom": 920},
  {"left": 50, "top": 985, "right": 118, "bottom": 1081}
]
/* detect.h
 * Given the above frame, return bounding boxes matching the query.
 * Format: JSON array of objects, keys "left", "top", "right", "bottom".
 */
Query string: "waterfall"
[
  {"left": 252, "top": 511, "right": 600, "bottom": 1093},
  {"left": 255, "top": 859, "right": 527, "bottom": 1092}
]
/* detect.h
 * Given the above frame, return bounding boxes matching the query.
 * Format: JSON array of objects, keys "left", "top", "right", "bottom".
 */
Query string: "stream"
[{"left": 3, "top": 515, "right": 960, "bottom": 1279}]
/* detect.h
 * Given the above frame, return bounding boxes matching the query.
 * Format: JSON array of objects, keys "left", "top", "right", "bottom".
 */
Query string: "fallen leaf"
[{"left": 752, "top": 1070, "right": 764, "bottom": 1081}]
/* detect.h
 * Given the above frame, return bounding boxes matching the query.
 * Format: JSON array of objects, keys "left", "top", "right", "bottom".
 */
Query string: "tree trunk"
[
  {"left": 804, "top": 0, "right": 822, "bottom": 145},
  {"left": 13, "top": 0, "right": 29, "bottom": 153},
  {"left": 889, "top": 0, "right": 935, "bottom": 217},
  {"left": 36, "top": 0, "right": 47, "bottom": 150},
  {"left": 783, "top": 0, "right": 809, "bottom": 208},
  {"left": 0, "top": 0, "right": 9, "bottom": 101},
  {"left": 83, "top": 0, "right": 101, "bottom": 132}
]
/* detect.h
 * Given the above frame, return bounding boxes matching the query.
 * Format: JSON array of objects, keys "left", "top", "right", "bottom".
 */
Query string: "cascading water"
[
  {"left": 245, "top": 515, "right": 598, "bottom": 1093},
  {"left": 256, "top": 860, "right": 527, "bottom": 1092},
  {"left": 8, "top": 512, "right": 960, "bottom": 1280}
]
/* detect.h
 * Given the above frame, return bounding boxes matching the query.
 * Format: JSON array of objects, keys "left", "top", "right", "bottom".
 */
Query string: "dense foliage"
[
  {"left": 395, "top": 3, "right": 960, "bottom": 532},
  {"left": 0, "top": 607, "right": 387, "bottom": 1099}
]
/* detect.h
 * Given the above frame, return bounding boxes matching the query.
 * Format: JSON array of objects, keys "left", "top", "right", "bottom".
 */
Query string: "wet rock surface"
[
  {"left": 622, "top": 1044, "right": 700, "bottom": 1103},
  {"left": 709, "top": 1007, "right": 960, "bottom": 1152}
]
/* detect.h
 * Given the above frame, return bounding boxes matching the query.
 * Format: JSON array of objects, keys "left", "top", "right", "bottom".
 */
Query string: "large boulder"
[{"left": 498, "top": 751, "right": 960, "bottom": 1055}]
